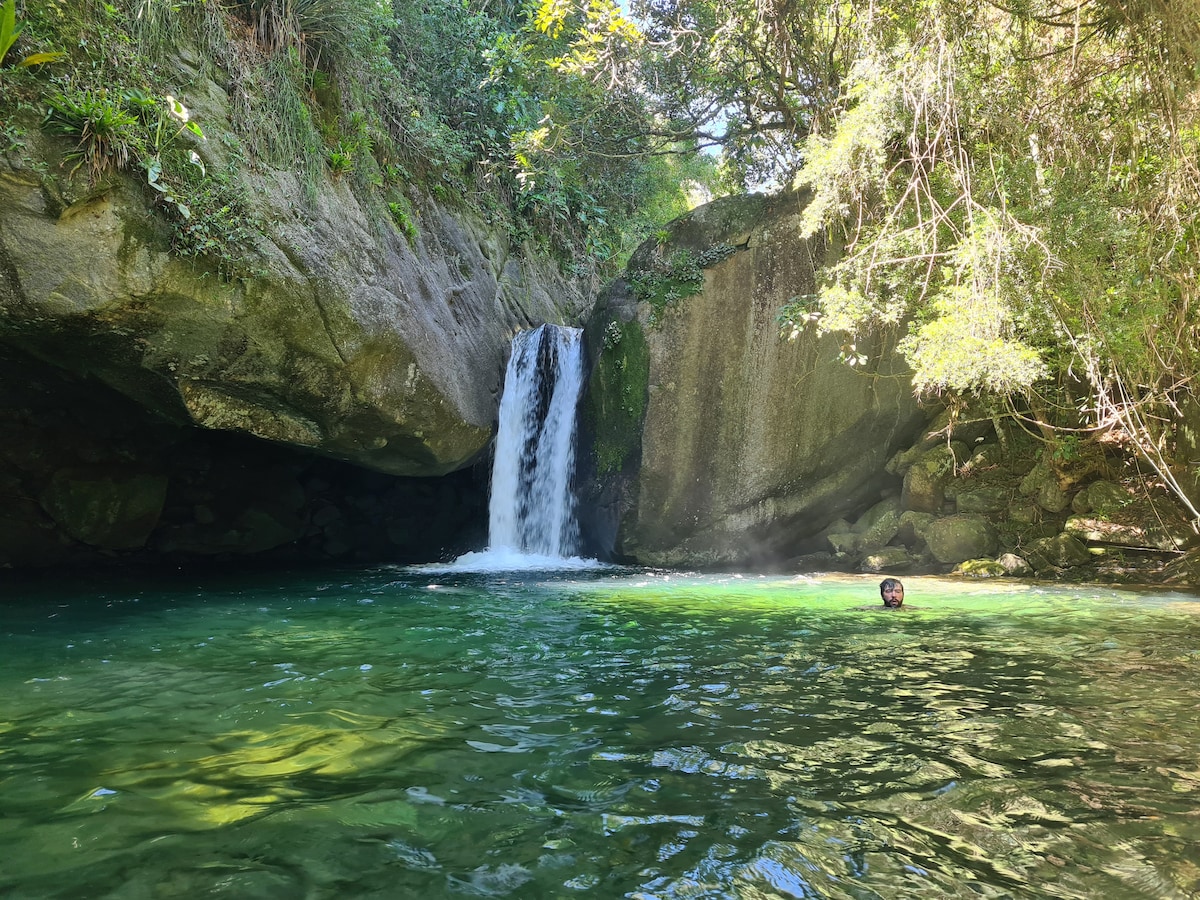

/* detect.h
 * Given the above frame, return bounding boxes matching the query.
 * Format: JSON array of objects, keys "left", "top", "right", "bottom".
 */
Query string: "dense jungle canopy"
[{"left": 2, "top": 0, "right": 1199, "bottom": 512}]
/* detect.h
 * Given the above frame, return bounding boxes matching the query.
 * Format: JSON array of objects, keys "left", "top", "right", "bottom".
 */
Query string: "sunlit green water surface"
[{"left": 3, "top": 569, "right": 1200, "bottom": 899}]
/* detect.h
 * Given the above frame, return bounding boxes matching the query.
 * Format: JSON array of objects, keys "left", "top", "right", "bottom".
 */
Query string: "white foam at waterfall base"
[
  {"left": 420, "top": 547, "right": 608, "bottom": 574},
  {"left": 434, "top": 324, "right": 607, "bottom": 574}
]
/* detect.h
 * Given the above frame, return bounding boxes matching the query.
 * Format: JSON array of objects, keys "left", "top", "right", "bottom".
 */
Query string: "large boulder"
[
  {"left": 923, "top": 514, "right": 999, "bottom": 565},
  {"left": 0, "top": 90, "right": 589, "bottom": 479},
  {"left": 902, "top": 444, "right": 961, "bottom": 513},
  {"left": 955, "top": 485, "right": 1012, "bottom": 514},
  {"left": 1020, "top": 463, "right": 1070, "bottom": 513},
  {"left": 1071, "top": 480, "right": 1130, "bottom": 514},
  {"left": 1025, "top": 533, "right": 1093, "bottom": 571},
  {"left": 39, "top": 467, "right": 169, "bottom": 550},
  {"left": 584, "top": 192, "right": 927, "bottom": 566}
]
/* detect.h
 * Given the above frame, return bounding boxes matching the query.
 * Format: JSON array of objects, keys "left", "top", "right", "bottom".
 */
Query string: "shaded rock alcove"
[{"left": 0, "top": 345, "right": 487, "bottom": 570}]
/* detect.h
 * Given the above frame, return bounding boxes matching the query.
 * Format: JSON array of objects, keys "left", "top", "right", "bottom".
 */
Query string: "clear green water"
[{"left": 2, "top": 569, "right": 1200, "bottom": 899}]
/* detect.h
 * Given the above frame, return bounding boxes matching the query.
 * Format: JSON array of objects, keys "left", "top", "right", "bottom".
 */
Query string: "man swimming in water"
[{"left": 880, "top": 578, "right": 904, "bottom": 609}]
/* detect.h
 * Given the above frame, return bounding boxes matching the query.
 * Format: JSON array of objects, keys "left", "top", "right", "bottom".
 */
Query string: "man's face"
[{"left": 882, "top": 583, "right": 904, "bottom": 608}]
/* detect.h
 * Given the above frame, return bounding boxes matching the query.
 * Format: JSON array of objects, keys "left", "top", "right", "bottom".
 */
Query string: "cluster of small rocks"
[{"left": 804, "top": 416, "right": 1197, "bottom": 582}]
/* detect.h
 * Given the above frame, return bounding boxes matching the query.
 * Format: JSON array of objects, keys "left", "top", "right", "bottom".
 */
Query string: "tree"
[
  {"left": 535, "top": 0, "right": 1200, "bottom": 513},
  {"left": 779, "top": 0, "right": 1199, "bottom": 512},
  {"left": 604, "top": 0, "right": 1199, "bottom": 515},
  {"left": 473, "top": 0, "right": 725, "bottom": 260}
]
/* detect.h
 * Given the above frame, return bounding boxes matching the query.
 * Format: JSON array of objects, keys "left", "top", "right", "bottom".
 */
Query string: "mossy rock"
[
  {"left": 1070, "top": 480, "right": 1131, "bottom": 515},
  {"left": 1025, "top": 533, "right": 1092, "bottom": 571},
  {"left": 954, "top": 558, "right": 1007, "bottom": 577},
  {"left": 902, "top": 446, "right": 959, "bottom": 513},
  {"left": 1020, "top": 463, "right": 1069, "bottom": 513},
  {"left": 860, "top": 546, "right": 915, "bottom": 573},
  {"left": 586, "top": 317, "right": 650, "bottom": 476},
  {"left": 955, "top": 485, "right": 1011, "bottom": 514},
  {"left": 924, "top": 514, "right": 999, "bottom": 564}
]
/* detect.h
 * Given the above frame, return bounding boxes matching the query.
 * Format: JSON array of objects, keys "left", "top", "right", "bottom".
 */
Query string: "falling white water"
[
  {"left": 421, "top": 324, "right": 606, "bottom": 573},
  {"left": 488, "top": 324, "right": 584, "bottom": 557}
]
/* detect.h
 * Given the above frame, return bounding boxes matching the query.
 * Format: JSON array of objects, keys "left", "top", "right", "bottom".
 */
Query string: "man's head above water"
[{"left": 879, "top": 578, "right": 905, "bottom": 608}]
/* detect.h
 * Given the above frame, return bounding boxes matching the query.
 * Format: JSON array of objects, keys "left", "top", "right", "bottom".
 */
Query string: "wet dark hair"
[{"left": 879, "top": 578, "right": 904, "bottom": 596}]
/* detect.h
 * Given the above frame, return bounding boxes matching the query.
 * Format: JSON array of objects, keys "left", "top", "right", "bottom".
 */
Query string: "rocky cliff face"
[
  {"left": 575, "top": 185, "right": 1198, "bottom": 580},
  {"left": 0, "top": 153, "right": 589, "bottom": 476},
  {"left": 582, "top": 192, "right": 930, "bottom": 568},
  {"left": 0, "top": 82, "right": 590, "bottom": 568}
]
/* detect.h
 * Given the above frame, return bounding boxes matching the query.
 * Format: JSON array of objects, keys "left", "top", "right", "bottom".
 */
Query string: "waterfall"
[
  {"left": 488, "top": 324, "right": 584, "bottom": 558},
  {"left": 411, "top": 322, "right": 604, "bottom": 573}
]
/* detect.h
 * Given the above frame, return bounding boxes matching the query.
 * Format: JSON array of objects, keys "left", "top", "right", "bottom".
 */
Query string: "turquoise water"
[{"left": 2, "top": 569, "right": 1199, "bottom": 899}]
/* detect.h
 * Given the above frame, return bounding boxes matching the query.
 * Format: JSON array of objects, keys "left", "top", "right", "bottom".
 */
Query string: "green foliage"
[
  {"left": 473, "top": 0, "right": 726, "bottom": 264},
  {"left": 43, "top": 88, "right": 141, "bottom": 179},
  {"left": 6, "top": 0, "right": 719, "bottom": 277},
  {"left": 327, "top": 141, "right": 353, "bottom": 175},
  {"left": 0, "top": 0, "right": 18, "bottom": 65},
  {"left": 242, "top": 49, "right": 325, "bottom": 193},
  {"left": 736, "top": 0, "right": 1200, "bottom": 419},
  {"left": 229, "top": 0, "right": 376, "bottom": 65},
  {"left": 795, "top": 63, "right": 894, "bottom": 238},
  {"left": 627, "top": 242, "right": 734, "bottom": 325},
  {"left": 41, "top": 85, "right": 207, "bottom": 216},
  {"left": 1049, "top": 434, "right": 1083, "bottom": 466},
  {"left": 627, "top": 248, "right": 702, "bottom": 322},
  {"left": 0, "top": 0, "right": 66, "bottom": 71},
  {"left": 610, "top": 0, "right": 1197, "bottom": 469},
  {"left": 122, "top": 90, "right": 207, "bottom": 221},
  {"left": 387, "top": 197, "right": 417, "bottom": 245},
  {"left": 627, "top": 0, "right": 845, "bottom": 188},
  {"left": 168, "top": 171, "right": 258, "bottom": 267},
  {"left": 607, "top": 151, "right": 728, "bottom": 266}
]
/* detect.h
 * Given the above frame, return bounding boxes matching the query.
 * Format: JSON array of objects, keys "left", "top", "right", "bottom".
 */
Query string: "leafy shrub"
[{"left": 0, "top": 0, "right": 65, "bottom": 70}]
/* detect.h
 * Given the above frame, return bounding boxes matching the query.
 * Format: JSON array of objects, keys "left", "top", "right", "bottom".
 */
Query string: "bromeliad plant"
[{"left": 42, "top": 89, "right": 141, "bottom": 179}]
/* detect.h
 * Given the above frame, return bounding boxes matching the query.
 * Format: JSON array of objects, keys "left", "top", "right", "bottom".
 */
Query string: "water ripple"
[{"left": 2, "top": 573, "right": 1199, "bottom": 898}]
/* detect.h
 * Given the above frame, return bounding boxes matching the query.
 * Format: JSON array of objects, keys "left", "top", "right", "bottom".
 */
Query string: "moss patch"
[{"left": 587, "top": 318, "right": 649, "bottom": 475}]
